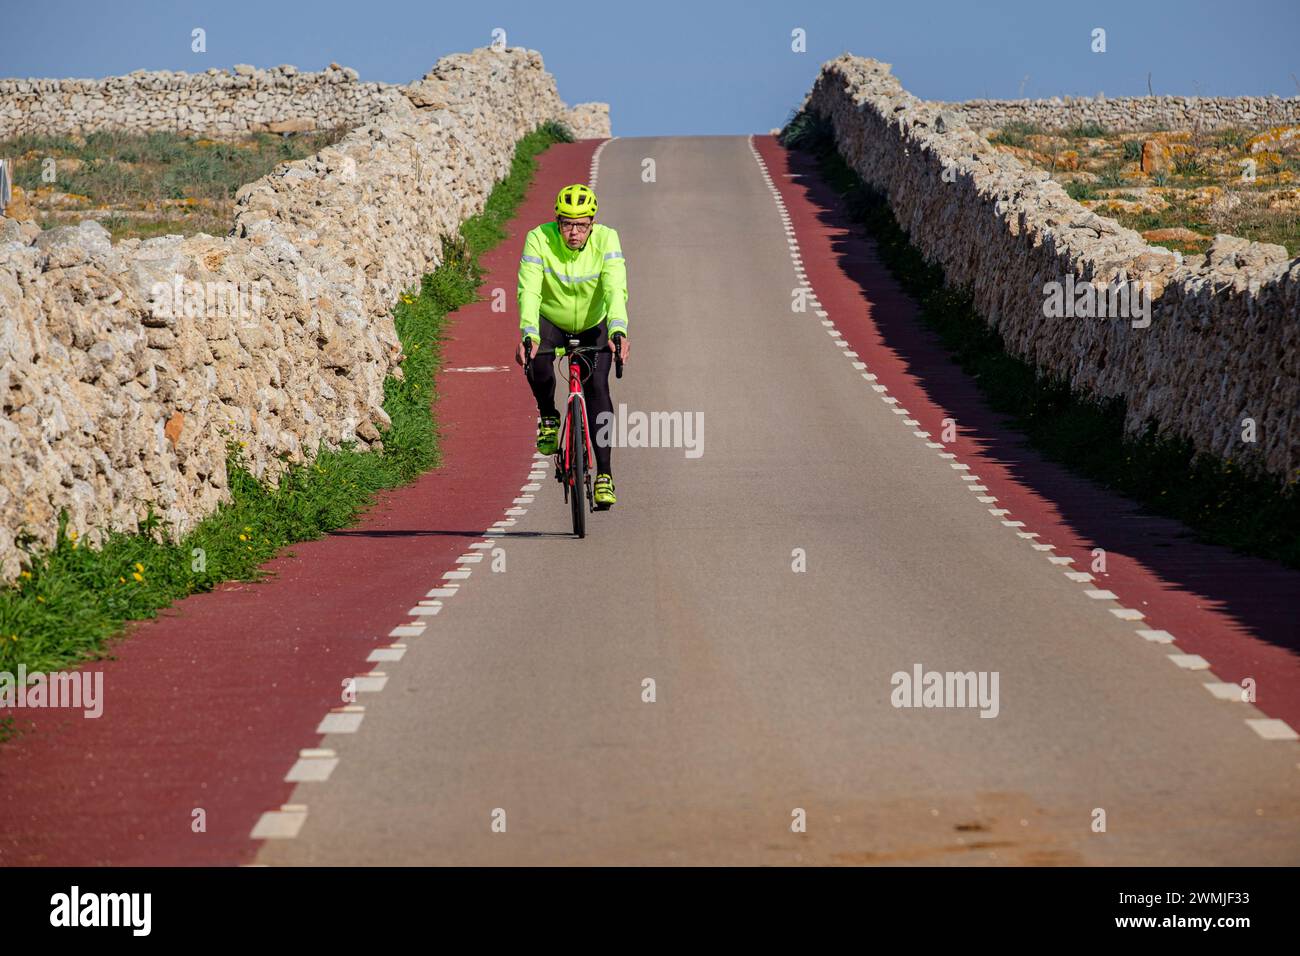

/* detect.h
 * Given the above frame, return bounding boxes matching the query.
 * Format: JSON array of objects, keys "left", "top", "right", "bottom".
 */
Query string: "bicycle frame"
[
  {"left": 523, "top": 333, "right": 621, "bottom": 535},
  {"left": 557, "top": 348, "right": 596, "bottom": 501}
]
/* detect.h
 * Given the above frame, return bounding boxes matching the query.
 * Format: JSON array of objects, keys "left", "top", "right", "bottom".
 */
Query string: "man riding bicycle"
[{"left": 515, "top": 183, "right": 629, "bottom": 508}]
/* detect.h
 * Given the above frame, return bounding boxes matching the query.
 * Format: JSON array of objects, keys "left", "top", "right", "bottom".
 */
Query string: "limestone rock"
[{"left": 0, "top": 45, "right": 590, "bottom": 582}]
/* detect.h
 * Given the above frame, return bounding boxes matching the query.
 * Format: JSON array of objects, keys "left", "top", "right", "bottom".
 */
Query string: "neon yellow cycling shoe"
[
  {"left": 593, "top": 473, "right": 616, "bottom": 508},
  {"left": 536, "top": 416, "right": 560, "bottom": 455}
]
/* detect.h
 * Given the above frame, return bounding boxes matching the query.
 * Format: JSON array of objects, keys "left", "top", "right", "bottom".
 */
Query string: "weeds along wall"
[
  {"left": 801, "top": 55, "right": 1299, "bottom": 486},
  {"left": 0, "top": 46, "right": 606, "bottom": 581}
]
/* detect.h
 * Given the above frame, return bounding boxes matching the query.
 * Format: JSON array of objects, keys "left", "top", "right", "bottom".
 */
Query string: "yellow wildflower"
[{"left": 132, "top": 571, "right": 143, "bottom": 582}]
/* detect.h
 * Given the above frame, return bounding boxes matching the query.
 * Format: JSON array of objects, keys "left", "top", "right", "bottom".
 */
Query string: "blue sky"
[{"left": 2, "top": 0, "right": 1297, "bottom": 136}]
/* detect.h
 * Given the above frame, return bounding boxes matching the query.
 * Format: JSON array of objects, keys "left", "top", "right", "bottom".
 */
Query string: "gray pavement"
[{"left": 258, "top": 136, "right": 1300, "bottom": 866}]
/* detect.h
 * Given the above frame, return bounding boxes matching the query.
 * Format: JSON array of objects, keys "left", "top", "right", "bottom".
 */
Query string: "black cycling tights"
[{"left": 528, "top": 318, "right": 614, "bottom": 475}]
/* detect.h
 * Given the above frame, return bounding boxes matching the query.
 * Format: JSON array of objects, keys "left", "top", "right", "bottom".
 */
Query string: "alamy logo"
[
  {"left": 1042, "top": 274, "right": 1152, "bottom": 329},
  {"left": 50, "top": 886, "right": 151, "bottom": 936},
  {"left": 890, "top": 663, "right": 1000, "bottom": 718},
  {"left": 150, "top": 275, "right": 270, "bottom": 322},
  {"left": 0, "top": 665, "right": 103, "bottom": 718},
  {"left": 594, "top": 403, "right": 704, "bottom": 459}
]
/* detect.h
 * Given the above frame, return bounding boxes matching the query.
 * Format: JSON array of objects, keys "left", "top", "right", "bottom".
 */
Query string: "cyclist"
[{"left": 515, "top": 183, "right": 629, "bottom": 508}]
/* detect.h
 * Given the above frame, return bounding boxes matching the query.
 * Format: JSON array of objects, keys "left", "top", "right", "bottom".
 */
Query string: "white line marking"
[
  {"left": 251, "top": 806, "right": 308, "bottom": 840},
  {"left": 1203, "top": 683, "right": 1246, "bottom": 701},
  {"left": 1137, "top": 629, "right": 1174, "bottom": 643},
  {"left": 317, "top": 707, "right": 365, "bottom": 734},
  {"left": 1085, "top": 590, "right": 1118, "bottom": 600},
  {"left": 1110, "top": 608, "right": 1145, "bottom": 621},
  {"left": 368, "top": 645, "right": 407, "bottom": 662},
  {"left": 286, "top": 753, "right": 340, "bottom": 783},
  {"left": 1245, "top": 719, "right": 1299, "bottom": 741}
]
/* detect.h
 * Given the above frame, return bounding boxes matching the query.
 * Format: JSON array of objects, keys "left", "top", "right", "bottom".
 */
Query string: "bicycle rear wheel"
[{"left": 568, "top": 397, "right": 587, "bottom": 538}]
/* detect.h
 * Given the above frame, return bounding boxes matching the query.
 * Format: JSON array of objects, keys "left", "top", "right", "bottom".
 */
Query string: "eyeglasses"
[{"left": 557, "top": 219, "right": 593, "bottom": 231}]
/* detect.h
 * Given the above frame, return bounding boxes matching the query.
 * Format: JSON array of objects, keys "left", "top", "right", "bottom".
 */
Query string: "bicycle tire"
[{"left": 569, "top": 396, "right": 587, "bottom": 538}]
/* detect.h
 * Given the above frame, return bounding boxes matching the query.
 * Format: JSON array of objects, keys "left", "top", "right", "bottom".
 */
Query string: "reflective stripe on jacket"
[{"left": 517, "top": 221, "right": 628, "bottom": 343}]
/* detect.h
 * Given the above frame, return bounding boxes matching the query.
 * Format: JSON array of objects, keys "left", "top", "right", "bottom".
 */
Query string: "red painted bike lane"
[
  {"left": 0, "top": 140, "right": 599, "bottom": 866},
  {"left": 755, "top": 135, "right": 1300, "bottom": 734}
]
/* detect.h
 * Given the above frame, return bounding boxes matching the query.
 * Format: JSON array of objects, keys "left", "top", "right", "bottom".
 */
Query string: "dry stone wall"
[
  {"left": 0, "top": 62, "right": 611, "bottom": 140},
  {"left": 0, "top": 64, "right": 405, "bottom": 138},
  {"left": 938, "top": 95, "right": 1300, "bottom": 132},
  {"left": 0, "top": 46, "right": 606, "bottom": 581},
  {"left": 800, "top": 55, "right": 1299, "bottom": 485}
]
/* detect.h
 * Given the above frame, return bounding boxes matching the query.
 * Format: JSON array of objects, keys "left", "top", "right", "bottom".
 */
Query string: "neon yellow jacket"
[{"left": 517, "top": 221, "right": 628, "bottom": 344}]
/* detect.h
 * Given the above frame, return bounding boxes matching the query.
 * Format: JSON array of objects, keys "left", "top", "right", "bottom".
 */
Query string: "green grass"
[
  {"left": 780, "top": 107, "right": 1300, "bottom": 568},
  {"left": 1064, "top": 181, "right": 1098, "bottom": 201},
  {"left": 1064, "top": 122, "right": 1108, "bottom": 139},
  {"left": 988, "top": 122, "right": 1045, "bottom": 149},
  {"left": 1212, "top": 128, "right": 1249, "bottom": 150},
  {"left": 2, "top": 128, "right": 352, "bottom": 240},
  {"left": 4, "top": 129, "right": 349, "bottom": 203},
  {"left": 1172, "top": 154, "right": 1209, "bottom": 179},
  {"left": 1096, "top": 158, "right": 1127, "bottom": 187},
  {"left": 0, "top": 120, "right": 572, "bottom": 684}
]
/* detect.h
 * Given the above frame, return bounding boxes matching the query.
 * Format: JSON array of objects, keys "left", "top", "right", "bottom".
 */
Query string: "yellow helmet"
[{"left": 555, "top": 183, "right": 598, "bottom": 219}]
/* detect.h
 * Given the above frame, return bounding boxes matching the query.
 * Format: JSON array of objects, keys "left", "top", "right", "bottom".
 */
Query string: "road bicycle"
[{"left": 525, "top": 332, "right": 623, "bottom": 538}]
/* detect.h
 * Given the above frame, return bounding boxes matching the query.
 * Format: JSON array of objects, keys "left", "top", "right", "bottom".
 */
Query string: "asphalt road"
[{"left": 257, "top": 135, "right": 1300, "bottom": 866}]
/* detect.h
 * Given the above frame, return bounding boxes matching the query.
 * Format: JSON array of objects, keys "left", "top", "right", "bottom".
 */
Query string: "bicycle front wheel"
[{"left": 569, "top": 397, "right": 587, "bottom": 539}]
